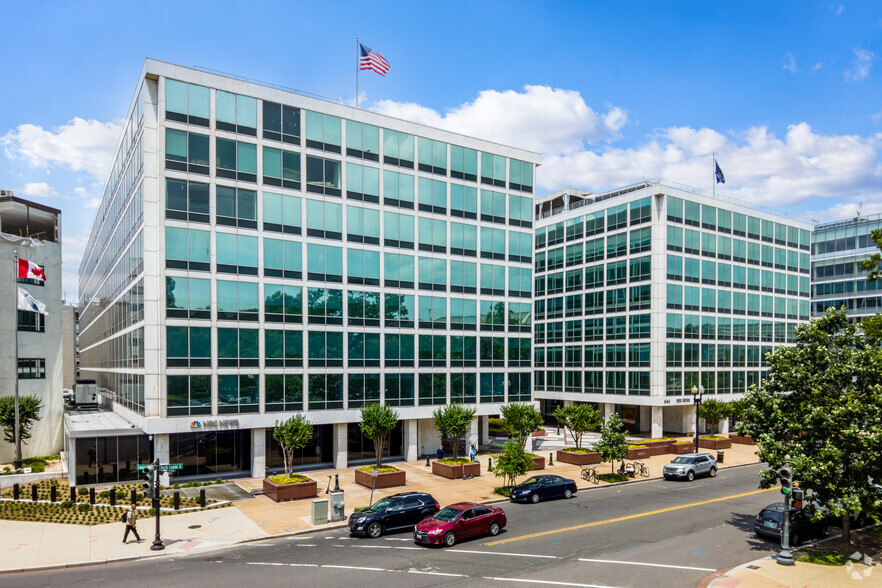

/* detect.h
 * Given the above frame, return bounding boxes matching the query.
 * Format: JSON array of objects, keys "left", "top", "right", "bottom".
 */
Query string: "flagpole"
[
  {"left": 13, "top": 249, "right": 21, "bottom": 470},
  {"left": 712, "top": 152, "right": 716, "bottom": 200},
  {"left": 356, "top": 37, "right": 359, "bottom": 109}
]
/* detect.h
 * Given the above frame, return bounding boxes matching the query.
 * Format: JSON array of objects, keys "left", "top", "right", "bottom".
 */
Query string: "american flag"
[{"left": 359, "top": 43, "right": 390, "bottom": 77}]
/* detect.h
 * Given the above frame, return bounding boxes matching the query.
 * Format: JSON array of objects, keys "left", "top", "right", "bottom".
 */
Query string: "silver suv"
[{"left": 663, "top": 453, "right": 717, "bottom": 481}]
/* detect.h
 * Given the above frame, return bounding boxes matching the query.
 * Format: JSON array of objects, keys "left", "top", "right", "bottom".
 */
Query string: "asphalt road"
[{"left": 8, "top": 463, "right": 785, "bottom": 588}]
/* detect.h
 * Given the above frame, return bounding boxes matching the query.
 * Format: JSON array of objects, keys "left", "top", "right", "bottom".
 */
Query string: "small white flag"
[{"left": 17, "top": 287, "right": 48, "bottom": 315}]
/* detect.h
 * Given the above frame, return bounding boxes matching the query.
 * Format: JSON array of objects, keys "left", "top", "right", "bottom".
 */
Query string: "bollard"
[
  {"left": 549, "top": 452, "right": 554, "bottom": 466},
  {"left": 199, "top": 488, "right": 206, "bottom": 508},
  {"left": 13, "top": 483, "right": 19, "bottom": 501},
  {"left": 89, "top": 487, "right": 96, "bottom": 505},
  {"left": 31, "top": 484, "right": 38, "bottom": 501},
  {"left": 109, "top": 489, "right": 116, "bottom": 507},
  {"left": 130, "top": 489, "right": 137, "bottom": 504},
  {"left": 425, "top": 455, "right": 430, "bottom": 467},
  {"left": 173, "top": 491, "right": 180, "bottom": 511},
  {"left": 50, "top": 485, "right": 57, "bottom": 502},
  {"left": 70, "top": 486, "right": 77, "bottom": 502},
  {"left": 488, "top": 457, "right": 493, "bottom": 470}
]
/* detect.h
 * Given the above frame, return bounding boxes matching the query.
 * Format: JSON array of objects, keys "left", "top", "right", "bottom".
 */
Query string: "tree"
[
  {"left": 359, "top": 403, "right": 399, "bottom": 467},
  {"left": 697, "top": 398, "right": 732, "bottom": 435},
  {"left": 272, "top": 415, "right": 313, "bottom": 478},
  {"left": 553, "top": 404, "right": 602, "bottom": 449},
  {"left": 595, "top": 413, "right": 629, "bottom": 473},
  {"left": 491, "top": 439, "right": 533, "bottom": 488},
  {"left": 735, "top": 307, "right": 882, "bottom": 545},
  {"left": 859, "top": 228, "right": 882, "bottom": 281},
  {"left": 0, "top": 395, "right": 43, "bottom": 446},
  {"left": 432, "top": 404, "right": 477, "bottom": 459},
  {"left": 499, "top": 403, "right": 543, "bottom": 448}
]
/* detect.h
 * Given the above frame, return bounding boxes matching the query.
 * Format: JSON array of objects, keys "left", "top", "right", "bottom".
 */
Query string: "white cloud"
[
  {"left": 873, "top": 112, "right": 882, "bottom": 124},
  {"left": 812, "top": 62, "right": 823, "bottom": 72},
  {"left": 835, "top": 4, "right": 844, "bottom": 17},
  {"left": 844, "top": 48, "right": 876, "bottom": 82},
  {"left": 371, "top": 85, "right": 627, "bottom": 155},
  {"left": 1, "top": 117, "right": 122, "bottom": 179},
  {"left": 783, "top": 53, "right": 799, "bottom": 74},
  {"left": 22, "top": 182, "right": 58, "bottom": 198}
]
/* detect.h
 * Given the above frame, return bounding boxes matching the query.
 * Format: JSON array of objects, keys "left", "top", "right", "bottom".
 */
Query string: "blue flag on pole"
[{"left": 714, "top": 159, "right": 725, "bottom": 184}]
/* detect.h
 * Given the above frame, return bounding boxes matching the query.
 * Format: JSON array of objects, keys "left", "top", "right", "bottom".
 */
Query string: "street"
[{"left": 8, "top": 463, "right": 783, "bottom": 588}]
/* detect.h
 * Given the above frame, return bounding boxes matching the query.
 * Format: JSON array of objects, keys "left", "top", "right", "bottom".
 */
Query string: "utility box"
[
  {"left": 311, "top": 498, "right": 329, "bottom": 525},
  {"left": 329, "top": 491, "right": 345, "bottom": 522}
]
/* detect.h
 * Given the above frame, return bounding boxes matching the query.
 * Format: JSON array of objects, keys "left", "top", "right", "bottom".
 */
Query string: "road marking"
[
  {"left": 483, "top": 577, "right": 614, "bottom": 587},
  {"left": 449, "top": 549, "right": 559, "bottom": 559},
  {"left": 346, "top": 545, "right": 422, "bottom": 550},
  {"left": 323, "top": 565, "right": 387, "bottom": 572},
  {"left": 578, "top": 558, "right": 716, "bottom": 572},
  {"left": 486, "top": 486, "right": 778, "bottom": 545},
  {"left": 407, "top": 570, "right": 467, "bottom": 577},
  {"left": 383, "top": 538, "right": 413, "bottom": 541},
  {"left": 246, "top": 562, "right": 318, "bottom": 568}
]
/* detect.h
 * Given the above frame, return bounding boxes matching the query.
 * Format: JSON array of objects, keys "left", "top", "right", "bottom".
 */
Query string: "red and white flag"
[
  {"left": 359, "top": 43, "right": 390, "bottom": 77},
  {"left": 18, "top": 258, "right": 46, "bottom": 282}
]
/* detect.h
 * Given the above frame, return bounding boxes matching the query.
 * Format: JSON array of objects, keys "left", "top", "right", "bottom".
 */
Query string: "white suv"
[{"left": 663, "top": 453, "right": 717, "bottom": 481}]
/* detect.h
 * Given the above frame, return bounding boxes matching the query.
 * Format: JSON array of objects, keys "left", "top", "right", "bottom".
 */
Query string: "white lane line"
[
  {"left": 449, "top": 549, "right": 559, "bottom": 559},
  {"left": 246, "top": 562, "right": 318, "bottom": 568},
  {"left": 346, "top": 545, "right": 423, "bottom": 550},
  {"left": 292, "top": 544, "right": 317, "bottom": 547},
  {"left": 483, "top": 578, "right": 613, "bottom": 588},
  {"left": 323, "top": 565, "right": 387, "bottom": 572},
  {"left": 578, "top": 558, "right": 716, "bottom": 572},
  {"left": 383, "top": 538, "right": 413, "bottom": 541},
  {"left": 408, "top": 570, "right": 467, "bottom": 577}
]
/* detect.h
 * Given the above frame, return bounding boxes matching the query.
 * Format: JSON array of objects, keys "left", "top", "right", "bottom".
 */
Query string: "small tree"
[
  {"left": 272, "top": 415, "right": 313, "bottom": 478},
  {"left": 553, "top": 404, "right": 602, "bottom": 449},
  {"left": 359, "top": 403, "right": 399, "bottom": 467},
  {"left": 0, "top": 395, "right": 43, "bottom": 445},
  {"left": 595, "top": 413, "right": 629, "bottom": 473},
  {"left": 432, "top": 404, "right": 477, "bottom": 459},
  {"left": 491, "top": 439, "right": 534, "bottom": 488},
  {"left": 499, "top": 403, "right": 543, "bottom": 448},
  {"left": 697, "top": 398, "right": 732, "bottom": 435}
]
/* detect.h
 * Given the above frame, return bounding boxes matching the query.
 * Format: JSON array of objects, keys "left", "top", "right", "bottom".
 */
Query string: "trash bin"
[
  {"left": 716, "top": 451, "right": 725, "bottom": 463},
  {"left": 329, "top": 491, "right": 345, "bottom": 522},
  {"left": 311, "top": 498, "right": 329, "bottom": 525}
]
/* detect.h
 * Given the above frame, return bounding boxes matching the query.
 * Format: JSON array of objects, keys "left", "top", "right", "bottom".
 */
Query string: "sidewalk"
[
  {"left": 705, "top": 553, "right": 878, "bottom": 587},
  {"left": 0, "top": 436, "right": 760, "bottom": 574}
]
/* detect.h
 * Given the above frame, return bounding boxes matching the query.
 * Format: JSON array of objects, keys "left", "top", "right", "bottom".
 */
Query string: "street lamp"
[{"left": 691, "top": 385, "right": 703, "bottom": 453}]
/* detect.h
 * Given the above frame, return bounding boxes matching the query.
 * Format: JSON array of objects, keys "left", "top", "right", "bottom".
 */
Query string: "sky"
[{"left": 1, "top": 0, "right": 881, "bottom": 300}]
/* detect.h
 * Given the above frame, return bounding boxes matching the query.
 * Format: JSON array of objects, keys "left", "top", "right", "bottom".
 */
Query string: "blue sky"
[{"left": 2, "top": 1, "right": 881, "bottom": 299}]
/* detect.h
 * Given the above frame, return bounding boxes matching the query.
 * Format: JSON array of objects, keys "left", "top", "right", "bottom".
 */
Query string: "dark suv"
[
  {"left": 754, "top": 502, "right": 827, "bottom": 545},
  {"left": 348, "top": 492, "right": 440, "bottom": 538}
]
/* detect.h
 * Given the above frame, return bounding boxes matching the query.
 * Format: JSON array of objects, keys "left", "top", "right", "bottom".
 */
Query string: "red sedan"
[{"left": 413, "top": 502, "right": 506, "bottom": 547}]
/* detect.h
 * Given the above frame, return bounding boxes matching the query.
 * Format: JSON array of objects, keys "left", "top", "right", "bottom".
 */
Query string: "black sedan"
[
  {"left": 510, "top": 474, "right": 577, "bottom": 504},
  {"left": 754, "top": 502, "right": 827, "bottom": 545},
  {"left": 348, "top": 492, "right": 440, "bottom": 538}
]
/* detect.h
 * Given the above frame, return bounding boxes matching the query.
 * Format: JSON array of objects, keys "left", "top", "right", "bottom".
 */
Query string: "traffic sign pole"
[{"left": 151, "top": 459, "right": 165, "bottom": 551}]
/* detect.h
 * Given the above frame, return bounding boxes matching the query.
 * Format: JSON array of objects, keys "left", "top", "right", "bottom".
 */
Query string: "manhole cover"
[
  {"left": 189, "top": 525, "right": 202, "bottom": 529},
  {"left": 746, "top": 565, "right": 761, "bottom": 570},
  {"left": 204, "top": 557, "right": 223, "bottom": 563}
]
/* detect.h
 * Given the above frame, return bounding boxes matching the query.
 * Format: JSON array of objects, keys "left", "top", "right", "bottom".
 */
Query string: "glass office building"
[
  {"left": 75, "top": 59, "right": 539, "bottom": 479},
  {"left": 532, "top": 181, "right": 812, "bottom": 437}
]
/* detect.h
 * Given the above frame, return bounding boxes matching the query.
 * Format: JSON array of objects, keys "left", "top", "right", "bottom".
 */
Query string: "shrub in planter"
[
  {"left": 556, "top": 448, "right": 602, "bottom": 465},
  {"left": 527, "top": 453, "right": 546, "bottom": 470},
  {"left": 433, "top": 458, "right": 481, "bottom": 479},
  {"left": 355, "top": 464, "right": 406, "bottom": 489},
  {"left": 698, "top": 436, "right": 732, "bottom": 450},
  {"left": 263, "top": 474, "right": 318, "bottom": 502}
]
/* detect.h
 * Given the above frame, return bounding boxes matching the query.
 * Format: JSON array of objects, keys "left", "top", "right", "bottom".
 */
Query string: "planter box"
[
  {"left": 528, "top": 456, "right": 546, "bottom": 470},
  {"left": 555, "top": 450, "right": 601, "bottom": 466},
  {"left": 531, "top": 429, "right": 547, "bottom": 438},
  {"left": 432, "top": 460, "right": 481, "bottom": 479},
  {"left": 641, "top": 445, "right": 668, "bottom": 457},
  {"left": 698, "top": 437, "right": 732, "bottom": 450},
  {"left": 626, "top": 447, "right": 651, "bottom": 460},
  {"left": 671, "top": 442, "right": 694, "bottom": 455},
  {"left": 354, "top": 468, "right": 407, "bottom": 489},
  {"left": 639, "top": 440, "right": 675, "bottom": 452},
  {"left": 262, "top": 478, "right": 318, "bottom": 502},
  {"left": 729, "top": 434, "right": 756, "bottom": 445}
]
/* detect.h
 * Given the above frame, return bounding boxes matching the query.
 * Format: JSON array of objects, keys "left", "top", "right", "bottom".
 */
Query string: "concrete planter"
[
  {"left": 263, "top": 478, "right": 318, "bottom": 502},
  {"left": 354, "top": 468, "right": 407, "bottom": 489},
  {"left": 531, "top": 429, "right": 547, "bottom": 438},
  {"left": 527, "top": 456, "right": 546, "bottom": 470},
  {"left": 641, "top": 445, "right": 668, "bottom": 457},
  {"left": 671, "top": 442, "right": 694, "bottom": 455},
  {"left": 626, "top": 447, "right": 651, "bottom": 460},
  {"left": 639, "top": 440, "right": 675, "bottom": 453},
  {"left": 432, "top": 460, "right": 480, "bottom": 479},
  {"left": 729, "top": 434, "right": 756, "bottom": 445},
  {"left": 698, "top": 437, "right": 732, "bottom": 450},
  {"left": 555, "top": 450, "right": 601, "bottom": 465}
]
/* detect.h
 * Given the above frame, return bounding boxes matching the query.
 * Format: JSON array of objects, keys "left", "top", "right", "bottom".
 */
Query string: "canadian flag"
[{"left": 18, "top": 258, "right": 46, "bottom": 282}]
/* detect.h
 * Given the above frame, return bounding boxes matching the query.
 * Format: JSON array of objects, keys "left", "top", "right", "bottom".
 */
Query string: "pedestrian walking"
[
  {"left": 436, "top": 445, "right": 444, "bottom": 460},
  {"left": 122, "top": 503, "right": 142, "bottom": 543},
  {"left": 470, "top": 444, "right": 477, "bottom": 462}
]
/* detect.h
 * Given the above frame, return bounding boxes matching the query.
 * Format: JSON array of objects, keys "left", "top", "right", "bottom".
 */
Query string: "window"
[
  {"left": 383, "top": 129, "right": 414, "bottom": 168},
  {"left": 348, "top": 333, "right": 381, "bottom": 368},
  {"left": 346, "top": 163, "right": 380, "bottom": 203},
  {"left": 629, "top": 371, "right": 650, "bottom": 395},
  {"left": 346, "top": 120, "right": 379, "bottom": 161},
  {"left": 384, "top": 293, "right": 415, "bottom": 328},
  {"left": 630, "top": 256, "right": 651, "bottom": 282},
  {"left": 216, "top": 280, "right": 259, "bottom": 321},
  {"left": 606, "top": 315, "right": 627, "bottom": 339},
  {"left": 450, "top": 183, "right": 477, "bottom": 219},
  {"left": 217, "top": 327, "right": 259, "bottom": 367},
  {"left": 165, "top": 79, "right": 209, "bottom": 126},
  {"left": 480, "top": 300, "right": 506, "bottom": 331},
  {"left": 606, "top": 233, "right": 627, "bottom": 257},
  {"left": 305, "top": 111, "right": 341, "bottom": 152},
  {"left": 264, "top": 283, "right": 303, "bottom": 324},
  {"left": 217, "top": 374, "right": 259, "bottom": 414},
  {"left": 419, "top": 374, "right": 447, "bottom": 406},
  {"left": 418, "top": 177, "right": 447, "bottom": 214},
  {"left": 667, "top": 196, "right": 683, "bottom": 222},
  {"left": 165, "top": 179, "right": 209, "bottom": 223},
  {"left": 263, "top": 191, "right": 301, "bottom": 235},
  {"left": 308, "top": 331, "right": 344, "bottom": 367},
  {"left": 347, "top": 248, "right": 381, "bottom": 286},
  {"left": 630, "top": 226, "right": 651, "bottom": 253},
  {"left": 418, "top": 257, "right": 447, "bottom": 291},
  {"left": 666, "top": 313, "right": 682, "bottom": 338},
  {"left": 348, "top": 290, "right": 380, "bottom": 327},
  {"left": 166, "top": 276, "right": 210, "bottom": 319},
  {"left": 506, "top": 267, "right": 531, "bottom": 298},
  {"left": 508, "top": 338, "right": 531, "bottom": 366},
  {"left": 165, "top": 227, "right": 210, "bottom": 271},
  {"left": 685, "top": 201, "right": 700, "bottom": 227},
  {"left": 264, "top": 329, "right": 303, "bottom": 367},
  {"left": 419, "top": 218, "right": 448, "bottom": 253},
  {"left": 385, "top": 374, "right": 415, "bottom": 406},
  {"left": 262, "top": 146, "right": 301, "bottom": 190},
  {"left": 607, "top": 260, "right": 627, "bottom": 285},
  {"left": 481, "top": 152, "right": 506, "bottom": 187},
  {"left": 265, "top": 374, "right": 303, "bottom": 412},
  {"left": 450, "top": 260, "right": 477, "bottom": 293},
  {"left": 509, "top": 195, "right": 532, "bottom": 228},
  {"left": 306, "top": 287, "right": 343, "bottom": 325},
  {"left": 216, "top": 186, "right": 257, "bottom": 228},
  {"left": 418, "top": 137, "right": 447, "bottom": 174},
  {"left": 418, "top": 295, "right": 447, "bottom": 328},
  {"left": 479, "top": 373, "right": 505, "bottom": 403},
  {"left": 449, "top": 335, "right": 477, "bottom": 367},
  {"left": 166, "top": 326, "right": 211, "bottom": 367},
  {"left": 480, "top": 263, "right": 506, "bottom": 296},
  {"left": 606, "top": 288, "right": 627, "bottom": 313},
  {"left": 308, "top": 373, "right": 343, "bottom": 410},
  {"left": 629, "top": 343, "right": 650, "bottom": 367},
  {"left": 480, "top": 189, "right": 506, "bottom": 224},
  {"left": 216, "top": 138, "right": 257, "bottom": 182},
  {"left": 306, "top": 155, "right": 342, "bottom": 196},
  {"left": 450, "top": 145, "right": 478, "bottom": 181},
  {"left": 216, "top": 90, "right": 256, "bottom": 135},
  {"left": 165, "top": 128, "right": 209, "bottom": 174},
  {"left": 262, "top": 101, "right": 300, "bottom": 145},
  {"left": 216, "top": 232, "right": 258, "bottom": 275},
  {"left": 450, "top": 373, "right": 477, "bottom": 404},
  {"left": 480, "top": 227, "right": 506, "bottom": 260},
  {"left": 384, "top": 253, "right": 414, "bottom": 288},
  {"left": 508, "top": 301, "right": 531, "bottom": 332},
  {"left": 566, "top": 218, "right": 584, "bottom": 242},
  {"left": 384, "top": 211, "right": 415, "bottom": 249},
  {"left": 630, "top": 197, "right": 651, "bottom": 225},
  {"left": 585, "top": 211, "right": 604, "bottom": 236},
  {"left": 346, "top": 205, "right": 380, "bottom": 244},
  {"left": 606, "top": 344, "right": 626, "bottom": 367},
  {"left": 167, "top": 375, "right": 211, "bottom": 416},
  {"left": 607, "top": 204, "right": 628, "bottom": 231},
  {"left": 384, "top": 170, "right": 415, "bottom": 209},
  {"left": 385, "top": 333, "right": 414, "bottom": 367},
  {"left": 630, "top": 314, "right": 650, "bottom": 338},
  {"left": 480, "top": 336, "right": 505, "bottom": 367},
  {"left": 306, "top": 199, "right": 342, "bottom": 240},
  {"left": 348, "top": 374, "right": 381, "bottom": 408},
  {"left": 509, "top": 158, "right": 533, "bottom": 193},
  {"left": 17, "top": 310, "right": 45, "bottom": 333},
  {"left": 630, "top": 284, "right": 651, "bottom": 311}
]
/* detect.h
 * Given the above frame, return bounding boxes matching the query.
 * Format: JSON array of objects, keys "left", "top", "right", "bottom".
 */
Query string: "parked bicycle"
[
  {"left": 635, "top": 461, "right": 650, "bottom": 478},
  {"left": 580, "top": 466, "right": 600, "bottom": 485}
]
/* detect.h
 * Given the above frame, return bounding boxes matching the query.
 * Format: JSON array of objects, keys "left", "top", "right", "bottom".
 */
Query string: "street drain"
[
  {"left": 204, "top": 557, "right": 223, "bottom": 563},
  {"left": 746, "top": 565, "right": 761, "bottom": 570},
  {"left": 189, "top": 525, "right": 202, "bottom": 529}
]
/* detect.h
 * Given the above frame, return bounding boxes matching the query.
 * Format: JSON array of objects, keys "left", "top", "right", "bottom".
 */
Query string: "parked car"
[
  {"left": 349, "top": 492, "right": 439, "bottom": 538},
  {"left": 663, "top": 453, "right": 717, "bottom": 481},
  {"left": 414, "top": 502, "right": 507, "bottom": 547},
  {"left": 754, "top": 502, "right": 827, "bottom": 545},
  {"left": 510, "top": 474, "right": 577, "bottom": 504}
]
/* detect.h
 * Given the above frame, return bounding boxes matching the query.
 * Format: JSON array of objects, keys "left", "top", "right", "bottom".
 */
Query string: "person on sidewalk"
[
  {"left": 436, "top": 445, "right": 444, "bottom": 460},
  {"left": 123, "top": 503, "right": 142, "bottom": 544},
  {"left": 470, "top": 444, "right": 477, "bottom": 462}
]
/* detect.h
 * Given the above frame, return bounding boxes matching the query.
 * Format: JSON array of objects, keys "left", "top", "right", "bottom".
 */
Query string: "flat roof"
[{"left": 65, "top": 409, "right": 143, "bottom": 437}]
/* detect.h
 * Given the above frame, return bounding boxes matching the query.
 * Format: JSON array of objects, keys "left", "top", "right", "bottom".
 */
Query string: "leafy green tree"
[
  {"left": 272, "top": 415, "right": 313, "bottom": 478},
  {"left": 553, "top": 404, "right": 602, "bottom": 449},
  {"left": 735, "top": 307, "right": 882, "bottom": 545},
  {"left": 359, "top": 404, "right": 399, "bottom": 467},
  {"left": 0, "top": 395, "right": 43, "bottom": 445},
  {"left": 432, "top": 404, "right": 477, "bottom": 459},
  {"left": 860, "top": 228, "right": 882, "bottom": 281},
  {"left": 595, "top": 413, "right": 629, "bottom": 473},
  {"left": 499, "top": 403, "right": 543, "bottom": 447},
  {"left": 698, "top": 398, "right": 732, "bottom": 435},
  {"left": 490, "top": 439, "right": 534, "bottom": 488}
]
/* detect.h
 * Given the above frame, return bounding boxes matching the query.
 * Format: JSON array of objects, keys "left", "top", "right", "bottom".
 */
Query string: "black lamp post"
[
  {"left": 150, "top": 459, "right": 164, "bottom": 551},
  {"left": 691, "top": 385, "right": 703, "bottom": 453}
]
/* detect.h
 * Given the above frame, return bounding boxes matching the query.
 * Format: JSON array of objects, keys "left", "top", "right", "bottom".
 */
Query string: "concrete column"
[
  {"left": 403, "top": 419, "right": 418, "bottom": 462},
  {"left": 602, "top": 403, "right": 615, "bottom": 420},
  {"left": 639, "top": 406, "right": 651, "bottom": 433},
  {"left": 523, "top": 434, "right": 533, "bottom": 452},
  {"left": 651, "top": 407, "right": 663, "bottom": 439},
  {"left": 563, "top": 400, "right": 574, "bottom": 407},
  {"left": 153, "top": 434, "right": 169, "bottom": 464},
  {"left": 719, "top": 418, "right": 730, "bottom": 435},
  {"left": 479, "top": 416, "right": 489, "bottom": 446},
  {"left": 333, "top": 423, "right": 348, "bottom": 469},
  {"left": 251, "top": 428, "right": 266, "bottom": 478}
]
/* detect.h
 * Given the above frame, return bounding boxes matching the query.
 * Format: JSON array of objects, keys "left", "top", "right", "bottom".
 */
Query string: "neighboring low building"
[{"left": 61, "top": 303, "right": 79, "bottom": 390}]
